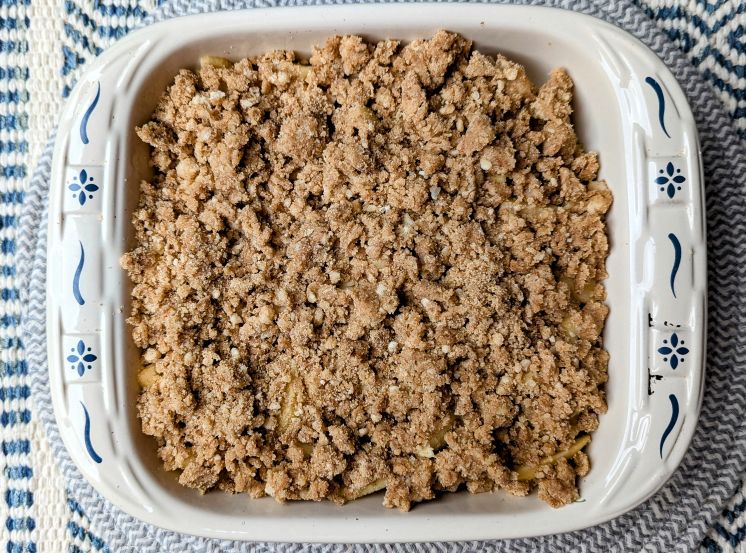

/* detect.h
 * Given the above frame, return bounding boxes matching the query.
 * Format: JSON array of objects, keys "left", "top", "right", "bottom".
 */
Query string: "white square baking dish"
[{"left": 45, "top": 3, "right": 706, "bottom": 542}]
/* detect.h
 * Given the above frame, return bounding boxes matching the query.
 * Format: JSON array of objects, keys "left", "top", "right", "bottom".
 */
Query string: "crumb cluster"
[{"left": 122, "top": 31, "right": 611, "bottom": 510}]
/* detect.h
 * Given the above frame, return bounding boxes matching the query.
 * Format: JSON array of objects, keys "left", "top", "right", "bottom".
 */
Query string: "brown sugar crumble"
[{"left": 122, "top": 31, "right": 612, "bottom": 511}]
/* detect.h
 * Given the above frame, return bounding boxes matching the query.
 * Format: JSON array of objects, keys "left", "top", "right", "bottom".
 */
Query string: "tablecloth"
[{"left": 2, "top": 0, "right": 745, "bottom": 551}]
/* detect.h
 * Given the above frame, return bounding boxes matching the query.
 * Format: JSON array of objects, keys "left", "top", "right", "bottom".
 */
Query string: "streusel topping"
[{"left": 123, "top": 31, "right": 611, "bottom": 511}]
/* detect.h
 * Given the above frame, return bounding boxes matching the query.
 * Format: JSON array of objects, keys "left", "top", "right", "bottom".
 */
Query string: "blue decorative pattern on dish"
[
  {"left": 72, "top": 241, "right": 85, "bottom": 306},
  {"left": 656, "top": 162, "right": 686, "bottom": 199},
  {"left": 645, "top": 76, "right": 671, "bottom": 138},
  {"left": 659, "top": 393, "right": 680, "bottom": 458},
  {"left": 658, "top": 333, "right": 690, "bottom": 369},
  {"left": 668, "top": 233, "right": 682, "bottom": 298},
  {"left": 79, "top": 81, "right": 100, "bottom": 145},
  {"left": 66, "top": 340, "right": 97, "bottom": 377},
  {"left": 80, "top": 402, "right": 102, "bottom": 464},
  {"left": 68, "top": 169, "right": 99, "bottom": 206}
]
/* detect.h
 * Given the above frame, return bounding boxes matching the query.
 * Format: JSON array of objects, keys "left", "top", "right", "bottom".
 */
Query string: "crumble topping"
[{"left": 122, "top": 31, "right": 611, "bottom": 511}]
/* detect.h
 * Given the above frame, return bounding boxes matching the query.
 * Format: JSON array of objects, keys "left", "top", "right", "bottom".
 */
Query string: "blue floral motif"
[
  {"left": 655, "top": 162, "right": 686, "bottom": 199},
  {"left": 657, "top": 333, "right": 689, "bottom": 370},
  {"left": 66, "top": 340, "right": 97, "bottom": 377},
  {"left": 68, "top": 169, "right": 99, "bottom": 206}
]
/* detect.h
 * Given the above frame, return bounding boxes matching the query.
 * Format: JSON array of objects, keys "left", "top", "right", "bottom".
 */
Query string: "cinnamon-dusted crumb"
[{"left": 122, "top": 31, "right": 611, "bottom": 511}]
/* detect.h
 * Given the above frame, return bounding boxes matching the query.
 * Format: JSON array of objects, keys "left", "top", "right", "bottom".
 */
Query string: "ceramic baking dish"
[{"left": 45, "top": 3, "right": 706, "bottom": 542}]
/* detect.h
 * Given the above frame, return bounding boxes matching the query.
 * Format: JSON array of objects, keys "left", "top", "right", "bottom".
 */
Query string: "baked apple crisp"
[{"left": 122, "top": 31, "right": 612, "bottom": 511}]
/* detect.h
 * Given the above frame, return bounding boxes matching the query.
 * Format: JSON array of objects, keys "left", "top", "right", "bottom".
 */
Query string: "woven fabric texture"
[{"left": 4, "top": 0, "right": 746, "bottom": 551}]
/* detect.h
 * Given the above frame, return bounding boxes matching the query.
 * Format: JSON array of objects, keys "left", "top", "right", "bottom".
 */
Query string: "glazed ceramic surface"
[{"left": 46, "top": 3, "right": 706, "bottom": 542}]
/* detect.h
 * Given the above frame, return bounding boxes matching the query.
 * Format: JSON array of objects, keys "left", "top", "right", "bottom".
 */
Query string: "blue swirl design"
[
  {"left": 73, "top": 241, "right": 85, "bottom": 306},
  {"left": 668, "top": 233, "right": 681, "bottom": 298},
  {"left": 81, "top": 401, "right": 102, "bottom": 464},
  {"left": 659, "top": 393, "right": 680, "bottom": 458},
  {"left": 645, "top": 76, "right": 671, "bottom": 139},
  {"left": 80, "top": 81, "right": 100, "bottom": 145}
]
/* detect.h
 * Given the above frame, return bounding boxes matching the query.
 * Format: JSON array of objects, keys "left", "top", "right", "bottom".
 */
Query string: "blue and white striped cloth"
[{"left": 2, "top": 1, "right": 745, "bottom": 551}]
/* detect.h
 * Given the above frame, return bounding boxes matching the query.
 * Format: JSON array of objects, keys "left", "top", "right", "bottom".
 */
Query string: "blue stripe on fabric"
[
  {"left": 709, "top": 2, "right": 745, "bottom": 33},
  {"left": 631, "top": 0, "right": 655, "bottom": 19},
  {"left": 637, "top": 0, "right": 746, "bottom": 70},
  {"left": 93, "top": 0, "right": 147, "bottom": 18},
  {"left": 0, "top": 360, "right": 27, "bottom": 378},
  {"left": 4, "top": 465, "right": 32, "bottom": 479},
  {"left": 0, "top": 40, "right": 29, "bottom": 54},
  {"left": 2, "top": 239, "right": 16, "bottom": 254},
  {"left": 5, "top": 489, "right": 33, "bottom": 508},
  {"left": 62, "top": 46, "right": 86, "bottom": 77},
  {"left": 96, "top": 26, "right": 132, "bottom": 40},
  {"left": 0, "top": 0, "right": 31, "bottom": 5},
  {"left": 5, "top": 517, "right": 35, "bottom": 532},
  {"left": 6, "top": 542, "right": 37, "bottom": 553},
  {"left": 699, "top": 47, "right": 745, "bottom": 78},
  {"left": 0, "top": 141, "right": 28, "bottom": 154},
  {"left": 64, "top": 0, "right": 95, "bottom": 27},
  {"left": 0, "top": 314, "right": 20, "bottom": 327},
  {"left": 0, "top": 191, "right": 24, "bottom": 203},
  {"left": 701, "top": 536, "right": 722, "bottom": 553},
  {"left": 66, "top": 497, "right": 85, "bottom": 518},
  {"left": 655, "top": 3, "right": 745, "bottom": 34},
  {"left": 694, "top": 0, "right": 726, "bottom": 14},
  {"left": 661, "top": 27, "right": 695, "bottom": 53},
  {"left": 0, "top": 66, "right": 30, "bottom": 80},
  {"left": 0, "top": 215, "right": 17, "bottom": 229},
  {"left": 0, "top": 288, "right": 19, "bottom": 300},
  {"left": 702, "top": 68, "right": 746, "bottom": 100},
  {"left": 1, "top": 166, "right": 26, "bottom": 179},
  {"left": 663, "top": 37, "right": 746, "bottom": 78},
  {"left": 0, "top": 214, "right": 16, "bottom": 229},
  {"left": 63, "top": 23, "right": 102, "bottom": 56},
  {"left": 0, "top": 91, "right": 30, "bottom": 104},
  {"left": 0, "top": 386, "right": 30, "bottom": 401},
  {"left": 0, "top": 16, "right": 31, "bottom": 30},
  {"left": 714, "top": 521, "right": 746, "bottom": 546},
  {"left": 1, "top": 440, "right": 30, "bottom": 455},
  {"left": 62, "top": 84, "right": 72, "bottom": 98},
  {"left": 0, "top": 114, "right": 28, "bottom": 131},
  {"left": 66, "top": 521, "right": 110, "bottom": 552},
  {"left": 1, "top": 337, "right": 23, "bottom": 349},
  {"left": 724, "top": 498, "right": 746, "bottom": 524},
  {"left": 728, "top": 28, "right": 745, "bottom": 54},
  {"left": 91, "top": 535, "right": 106, "bottom": 551},
  {"left": 0, "top": 410, "right": 31, "bottom": 426},
  {"left": 66, "top": 497, "right": 112, "bottom": 551}
]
